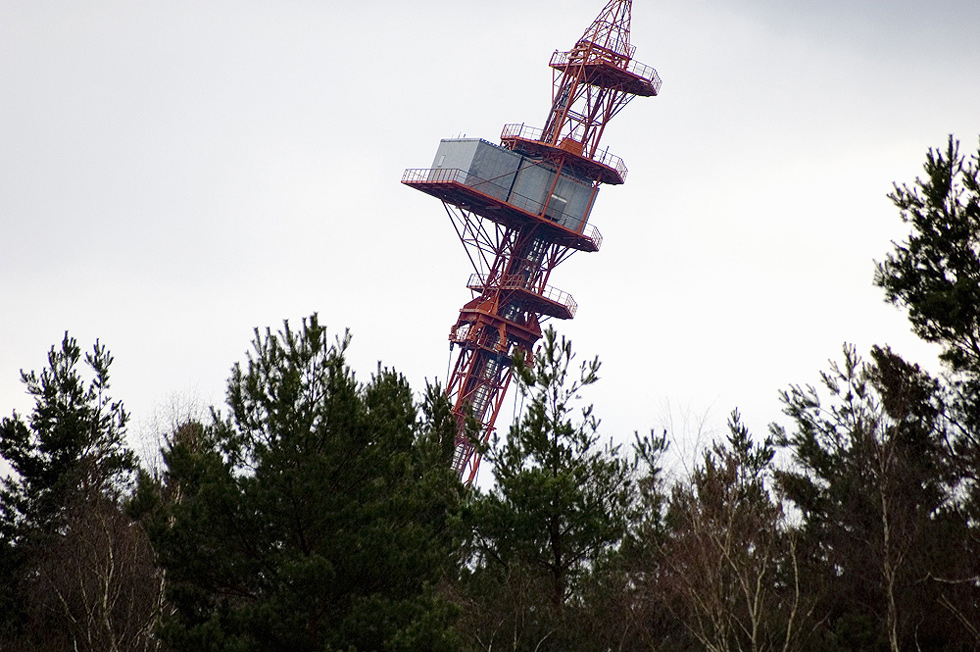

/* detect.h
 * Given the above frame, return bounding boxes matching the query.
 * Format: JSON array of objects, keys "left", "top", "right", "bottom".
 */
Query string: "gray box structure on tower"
[{"left": 430, "top": 138, "right": 597, "bottom": 233}]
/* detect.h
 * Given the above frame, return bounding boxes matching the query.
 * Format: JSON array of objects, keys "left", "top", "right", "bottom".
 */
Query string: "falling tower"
[{"left": 402, "top": 0, "right": 660, "bottom": 484}]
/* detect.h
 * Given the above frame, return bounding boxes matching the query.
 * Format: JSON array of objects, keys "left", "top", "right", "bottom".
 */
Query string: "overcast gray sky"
[{"left": 3, "top": 0, "right": 979, "bottom": 476}]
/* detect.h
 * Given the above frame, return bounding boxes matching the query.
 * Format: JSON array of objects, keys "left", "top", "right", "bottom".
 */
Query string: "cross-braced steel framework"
[{"left": 403, "top": 0, "right": 660, "bottom": 484}]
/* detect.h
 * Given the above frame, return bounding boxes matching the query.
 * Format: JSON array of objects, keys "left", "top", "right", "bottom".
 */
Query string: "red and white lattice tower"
[{"left": 402, "top": 0, "right": 660, "bottom": 484}]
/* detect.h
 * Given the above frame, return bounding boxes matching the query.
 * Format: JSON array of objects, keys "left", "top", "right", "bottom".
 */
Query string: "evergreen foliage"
[
  {"left": 461, "top": 328, "right": 643, "bottom": 652},
  {"left": 3, "top": 135, "right": 980, "bottom": 652},
  {"left": 0, "top": 333, "right": 155, "bottom": 651},
  {"left": 0, "top": 334, "right": 135, "bottom": 537},
  {"left": 145, "top": 314, "right": 463, "bottom": 652},
  {"left": 773, "top": 345, "right": 972, "bottom": 652},
  {"left": 875, "top": 136, "right": 980, "bottom": 373}
]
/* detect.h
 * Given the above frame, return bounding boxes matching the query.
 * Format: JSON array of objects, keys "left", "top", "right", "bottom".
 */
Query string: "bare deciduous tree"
[
  {"left": 659, "top": 412, "right": 814, "bottom": 652},
  {"left": 28, "top": 498, "right": 163, "bottom": 652}
]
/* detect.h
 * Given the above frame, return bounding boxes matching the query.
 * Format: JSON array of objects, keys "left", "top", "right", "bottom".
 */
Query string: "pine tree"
[
  {"left": 148, "top": 314, "right": 463, "bottom": 652},
  {"left": 461, "top": 327, "right": 639, "bottom": 652},
  {"left": 1, "top": 334, "right": 135, "bottom": 535},
  {"left": 873, "top": 137, "right": 980, "bottom": 647},
  {"left": 0, "top": 333, "right": 156, "bottom": 651},
  {"left": 773, "top": 345, "right": 972, "bottom": 651},
  {"left": 874, "top": 136, "right": 980, "bottom": 374}
]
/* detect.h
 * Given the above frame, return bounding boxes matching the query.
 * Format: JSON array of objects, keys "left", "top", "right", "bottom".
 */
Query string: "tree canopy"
[
  {"left": 875, "top": 136, "right": 980, "bottom": 373},
  {"left": 3, "top": 135, "right": 980, "bottom": 652},
  {"left": 0, "top": 334, "right": 154, "bottom": 651},
  {"left": 142, "top": 314, "right": 463, "bottom": 652}
]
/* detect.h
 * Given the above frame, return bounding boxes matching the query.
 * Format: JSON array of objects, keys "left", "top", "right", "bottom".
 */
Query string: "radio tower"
[{"left": 402, "top": 0, "right": 660, "bottom": 484}]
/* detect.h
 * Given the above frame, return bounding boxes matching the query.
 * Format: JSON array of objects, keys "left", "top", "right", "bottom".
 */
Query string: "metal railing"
[
  {"left": 585, "top": 32, "right": 637, "bottom": 59},
  {"left": 403, "top": 167, "right": 602, "bottom": 251},
  {"left": 592, "top": 147, "right": 628, "bottom": 181},
  {"left": 402, "top": 166, "right": 467, "bottom": 185},
  {"left": 528, "top": 281, "right": 578, "bottom": 318},
  {"left": 466, "top": 273, "right": 578, "bottom": 318},
  {"left": 501, "top": 123, "right": 543, "bottom": 142},
  {"left": 501, "top": 123, "right": 628, "bottom": 181},
  {"left": 627, "top": 59, "right": 662, "bottom": 93},
  {"left": 582, "top": 225, "right": 602, "bottom": 251},
  {"left": 403, "top": 167, "right": 548, "bottom": 215},
  {"left": 549, "top": 50, "right": 662, "bottom": 95}
]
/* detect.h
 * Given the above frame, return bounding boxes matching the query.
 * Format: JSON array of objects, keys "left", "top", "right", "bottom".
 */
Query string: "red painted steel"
[{"left": 402, "top": 0, "right": 659, "bottom": 484}]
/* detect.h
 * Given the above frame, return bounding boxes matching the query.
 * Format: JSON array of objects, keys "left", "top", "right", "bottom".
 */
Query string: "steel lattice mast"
[{"left": 402, "top": 0, "right": 660, "bottom": 484}]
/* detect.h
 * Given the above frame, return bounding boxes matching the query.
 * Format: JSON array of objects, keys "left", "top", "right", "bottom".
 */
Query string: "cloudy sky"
[{"left": 2, "top": 0, "right": 979, "bottom": 476}]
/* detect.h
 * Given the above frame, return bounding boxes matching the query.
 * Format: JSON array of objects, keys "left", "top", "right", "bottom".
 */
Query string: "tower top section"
[
  {"left": 579, "top": 0, "right": 635, "bottom": 59},
  {"left": 501, "top": 0, "right": 660, "bottom": 184}
]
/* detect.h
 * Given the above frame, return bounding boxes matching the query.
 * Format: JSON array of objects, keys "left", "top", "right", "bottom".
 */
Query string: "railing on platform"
[
  {"left": 582, "top": 224, "right": 602, "bottom": 251},
  {"left": 501, "top": 123, "right": 543, "bottom": 142},
  {"left": 549, "top": 50, "right": 662, "bottom": 95},
  {"left": 402, "top": 168, "right": 602, "bottom": 252},
  {"left": 402, "top": 166, "right": 468, "bottom": 186},
  {"left": 465, "top": 273, "right": 578, "bottom": 319},
  {"left": 501, "top": 123, "right": 628, "bottom": 182},
  {"left": 592, "top": 148, "right": 628, "bottom": 181},
  {"left": 402, "top": 167, "right": 543, "bottom": 214},
  {"left": 627, "top": 59, "right": 662, "bottom": 93}
]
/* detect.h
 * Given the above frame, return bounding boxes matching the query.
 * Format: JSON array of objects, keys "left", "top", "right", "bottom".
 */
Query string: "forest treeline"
[{"left": 2, "top": 137, "right": 979, "bottom": 652}]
